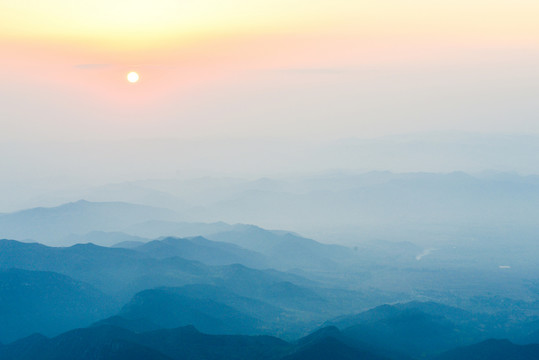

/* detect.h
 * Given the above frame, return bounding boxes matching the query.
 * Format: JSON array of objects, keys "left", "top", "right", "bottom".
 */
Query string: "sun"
[{"left": 127, "top": 71, "right": 139, "bottom": 83}]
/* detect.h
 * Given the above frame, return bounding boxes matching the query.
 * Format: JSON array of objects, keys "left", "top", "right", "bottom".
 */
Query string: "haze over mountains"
[
  {"left": 3, "top": 132, "right": 539, "bottom": 213},
  {"left": 1, "top": 191, "right": 539, "bottom": 359},
  {"left": 3, "top": 169, "right": 539, "bottom": 246},
  {"left": 1, "top": 133, "right": 539, "bottom": 359}
]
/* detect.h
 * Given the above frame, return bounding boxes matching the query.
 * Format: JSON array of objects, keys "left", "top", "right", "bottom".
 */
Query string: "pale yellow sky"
[
  {"left": 2, "top": 0, "right": 539, "bottom": 208},
  {"left": 1, "top": 0, "right": 539, "bottom": 142},
  {"left": 2, "top": 0, "right": 539, "bottom": 49}
]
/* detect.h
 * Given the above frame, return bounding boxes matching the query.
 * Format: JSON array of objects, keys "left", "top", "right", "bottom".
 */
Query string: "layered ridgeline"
[
  {"left": 2, "top": 310, "right": 539, "bottom": 360},
  {"left": 1, "top": 199, "right": 539, "bottom": 358},
  {"left": 5, "top": 170, "right": 539, "bottom": 247},
  {"left": 0, "top": 236, "right": 393, "bottom": 343},
  {"left": 0, "top": 324, "right": 382, "bottom": 360},
  {"left": 1, "top": 236, "right": 539, "bottom": 356},
  {"left": 1, "top": 237, "right": 539, "bottom": 357},
  {"left": 0, "top": 200, "right": 357, "bottom": 272},
  {"left": 8, "top": 170, "right": 539, "bottom": 244}
]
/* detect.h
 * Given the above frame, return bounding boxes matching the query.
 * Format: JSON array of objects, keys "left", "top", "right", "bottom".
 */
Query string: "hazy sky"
[{"left": 2, "top": 0, "right": 539, "bottom": 142}]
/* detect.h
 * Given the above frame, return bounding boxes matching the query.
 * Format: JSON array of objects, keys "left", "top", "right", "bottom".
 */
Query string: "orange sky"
[{"left": 1, "top": 0, "right": 539, "bottom": 141}]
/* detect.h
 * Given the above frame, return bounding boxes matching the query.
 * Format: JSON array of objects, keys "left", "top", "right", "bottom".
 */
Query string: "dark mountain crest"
[
  {"left": 90, "top": 316, "right": 162, "bottom": 333},
  {"left": 282, "top": 336, "right": 388, "bottom": 360},
  {"left": 434, "top": 338, "right": 539, "bottom": 360},
  {"left": 295, "top": 326, "right": 342, "bottom": 347},
  {"left": 0, "top": 324, "right": 392, "bottom": 360}
]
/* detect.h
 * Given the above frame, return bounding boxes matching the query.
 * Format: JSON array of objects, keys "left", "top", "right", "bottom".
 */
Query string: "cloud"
[
  {"left": 416, "top": 248, "right": 436, "bottom": 261},
  {"left": 74, "top": 64, "right": 112, "bottom": 69},
  {"left": 275, "top": 67, "right": 349, "bottom": 75}
]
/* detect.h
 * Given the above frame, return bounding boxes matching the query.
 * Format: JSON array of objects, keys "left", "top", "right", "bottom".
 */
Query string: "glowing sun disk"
[{"left": 127, "top": 71, "right": 139, "bottom": 83}]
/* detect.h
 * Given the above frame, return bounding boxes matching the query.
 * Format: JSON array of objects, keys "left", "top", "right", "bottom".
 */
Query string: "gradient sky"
[{"left": 1, "top": 0, "right": 539, "bottom": 142}]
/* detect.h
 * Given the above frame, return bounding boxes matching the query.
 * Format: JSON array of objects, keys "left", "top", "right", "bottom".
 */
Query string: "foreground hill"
[
  {"left": 118, "top": 285, "right": 266, "bottom": 335},
  {"left": 0, "top": 325, "right": 290, "bottom": 360},
  {"left": 0, "top": 269, "right": 117, "bottom": 343},
  {"left": 326, "top": 302, "right": 509, "bottom": 359},
  {"left": 282, "top": 326, "right": 388, "bottom": 360},
  {"left": 0, "top": 324, "right": 387, "bottom": 360},
  {"left": 282, "top": 336, "right": 387, "bottom": 360},
  {"left": 434, "top": 339, "right": 539, "bottom": 360},
  {"left": 0, "top": 326, "right": 174, "bottom": 360}
]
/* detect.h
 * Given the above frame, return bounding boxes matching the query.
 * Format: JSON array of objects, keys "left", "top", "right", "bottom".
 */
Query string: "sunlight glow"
[{"left": 127, "top": 71, "right": 139, "bottom": 83}]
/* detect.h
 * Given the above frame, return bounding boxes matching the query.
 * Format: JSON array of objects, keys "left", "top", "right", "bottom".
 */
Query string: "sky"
[
  {"left": 2, "top": 0, "right": 539, "bottom": 212},
  {"left": 1, "top": 0, "right": 539, "bottom": 143}
]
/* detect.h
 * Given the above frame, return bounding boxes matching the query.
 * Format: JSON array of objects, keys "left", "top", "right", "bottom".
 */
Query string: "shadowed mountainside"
[
  {"left": 433, "top": 339, "right": 539, "bottom": 360},
  {"left": 0, "top": 268, "right": 117, "bottom": 343},
  {"left": 0, "top": 324, "right": 390, "bottom": 360},
  {"left": 0, "top": 239, "right": 378, "bottom": 341}
]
